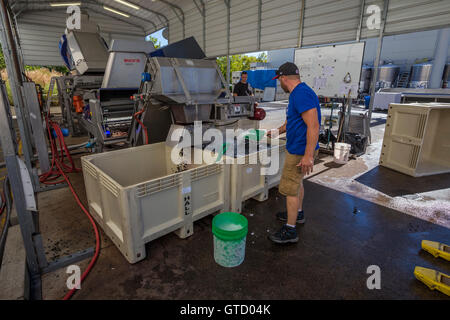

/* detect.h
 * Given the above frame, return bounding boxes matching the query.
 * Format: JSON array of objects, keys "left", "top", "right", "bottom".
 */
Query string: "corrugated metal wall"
[
  {"left": 205, "top": 0, "right": 228, "bottom": 57},
  {"left": 229, "top": 0, "right": 259, "bottom": 54},
  {"left": 16, "top": 10, "right": 145, "bottom": 66},
  {"left": 166, "top": 0, "right": 450, "bottom": 57},
  {"left": 385, "top": 0, "right": 450, "bottom": 35},
  {"left": 10, "top": 0, "right": 450, "bottom": 63},
  {"left": 302, "top": 0, "right": 361, "bottom": 46},
  {"left": 260, "top": 0, "right": 302, "bottom": 51},
  {"left": 167, "top": 1, "right": 204, "bottom": 51}
]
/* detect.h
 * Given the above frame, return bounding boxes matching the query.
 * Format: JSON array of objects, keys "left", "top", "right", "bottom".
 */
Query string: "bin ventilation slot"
[
  {"left": 100, "top": 173, "right": 120, "bottom": 197},
  {"left": 409, "top": 145, "right": 420, "bottom": 168},
  {"left": 83, "top": 161, "right": 97, "bottom": 178},
  {"left": 137, "top": 175, "right": 182, "bottom": 197},
  {"left": 191, "top": 164, "right": 222, "bottom": 182},
  {"left": 416, "top": 114, "right": 427, "bottom": 139}
]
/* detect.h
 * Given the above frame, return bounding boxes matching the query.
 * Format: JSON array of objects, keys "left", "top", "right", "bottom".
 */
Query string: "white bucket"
[{"left": 333, "top": 143, "right": 351, "bottom": 164}]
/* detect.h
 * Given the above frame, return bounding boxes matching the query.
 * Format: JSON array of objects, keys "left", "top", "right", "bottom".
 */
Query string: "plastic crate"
[
  {"left": 379, "top": 103, "right": 450, "bottom": 177},
  {"left": 81, "top": 143, "right": 229, "bottom": 263},
  {"left": 225, "top": 138, "right": 286, "bottom": 213},
  {"left": 266, "top": 140, "right": 287, "bottom": 190}
]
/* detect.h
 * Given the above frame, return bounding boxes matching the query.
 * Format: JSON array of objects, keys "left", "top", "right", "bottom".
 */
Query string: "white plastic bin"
[
  {"left": 380, "top": 103, "right": 450, "bottom": 177},
  {"left": 81, "top": 142, "right": 229, "bottom": 263},
  {"left": 224, "top": 138, "right": 286, "bottom": 213}
]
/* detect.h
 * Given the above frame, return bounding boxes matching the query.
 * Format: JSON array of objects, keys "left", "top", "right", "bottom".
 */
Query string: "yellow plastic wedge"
[
  {"left": 414, "top": 267, "right": 450, "bottom": 297},
  {"left": 421, "top": 240, "right": 450, "bottom": 261}
]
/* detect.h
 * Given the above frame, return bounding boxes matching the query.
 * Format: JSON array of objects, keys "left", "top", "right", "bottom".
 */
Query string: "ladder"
[{"left": 396, "top": 71, "right": 410, "bottom": 88}]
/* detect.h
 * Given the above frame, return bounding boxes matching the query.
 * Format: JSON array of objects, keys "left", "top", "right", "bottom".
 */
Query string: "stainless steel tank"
[
  {"left": 408, "top": 62, "right": 433, "bottom": 89},
  {"left": 376, "top": 64, "right": 400, "bottom": 90},
  {"left": 443, "top": 63, "right": 450, "bottom": 88},
  {"left": 359, "top": 65, "right": 372, "bottom": 93}
]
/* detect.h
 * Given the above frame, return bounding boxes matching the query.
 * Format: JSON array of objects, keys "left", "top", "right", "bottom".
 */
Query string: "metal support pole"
[
  {"left": 0, "top": 0, "right": 39, "bottom": 190},
  {"left": 0, "top": 81, "right": 42, "bottom": 299},
  {"left": 224, "top": 0, "right": 230, "bottom": 87},
  {"left": 356, "top": 0, "right": 366, "bottom": 42},
  {"left": 297, "top": 0, "right": 305, "bottom": 48},
  {"left": 429, "top": 28, "right": 450, "bottom": 89},
  {"left": 257, "top": 0, "right": 262, "bottom": 51},
  {"left": 368, "top": 0, "right": 389, "bottom": 123},
  {"left": 201, "top": 1, "right": 206, "bottom": 52},
  {"left": 22, "top": 82, "right": 50, "bottom": 173}
]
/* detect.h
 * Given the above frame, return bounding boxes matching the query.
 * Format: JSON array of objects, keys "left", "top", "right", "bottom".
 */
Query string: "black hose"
[{"left": 0, "top": 177, "right": 12, "bottom": 266}]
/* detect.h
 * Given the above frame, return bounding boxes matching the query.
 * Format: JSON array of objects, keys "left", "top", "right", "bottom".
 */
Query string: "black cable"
[{"left": 0, "top": 177, "right": 12, "bottom": 266}]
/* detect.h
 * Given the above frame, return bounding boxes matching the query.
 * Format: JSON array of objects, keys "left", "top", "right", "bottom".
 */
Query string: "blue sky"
[
  {"left": 147, "top": 28, "right": 168, "bottom": 47},
  {"left": 147, "top": 29, "right": 266, "bottom": 57}
]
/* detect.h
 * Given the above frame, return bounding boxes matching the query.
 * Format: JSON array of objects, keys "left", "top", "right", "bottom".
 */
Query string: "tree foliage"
[
  {"left": 146, "top": 35, "right": 161, "bottom": 49},
  {"left": 216, "top": 52, "right": 267, "bottom": 82},
  {"left": 0, "top": 45, "right": 6, "bottom": 70}
]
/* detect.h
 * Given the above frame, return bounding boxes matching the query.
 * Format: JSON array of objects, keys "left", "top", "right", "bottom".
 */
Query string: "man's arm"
[
  {"left": 278, "top": 121, "right": 287, "bottom": 134},
  {"left": 297, "top": 108, "right": 319, "bottom": 175}
]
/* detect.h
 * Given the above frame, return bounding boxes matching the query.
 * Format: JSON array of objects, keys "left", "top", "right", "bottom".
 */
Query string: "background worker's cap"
[{"left": 272, "top": 62, "right": 300, "bottom": 80}]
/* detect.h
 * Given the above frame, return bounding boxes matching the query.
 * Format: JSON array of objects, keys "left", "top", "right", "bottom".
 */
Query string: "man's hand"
[
  {"left": 266, "top": 129, "right": 279, "bottom": 139},
  {"left": 267, "top": 121, "right": 287, "bottom": 139},
  {"left": 297, "top": 155, "right": 314, "bottom": 175}
]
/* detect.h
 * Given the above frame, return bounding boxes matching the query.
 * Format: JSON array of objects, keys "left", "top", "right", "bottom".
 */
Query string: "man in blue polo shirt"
[{"left": 267, "top": 62, "right": 321, "bottom": 244}]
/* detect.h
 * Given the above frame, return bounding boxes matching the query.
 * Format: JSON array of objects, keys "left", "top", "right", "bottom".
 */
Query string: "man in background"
[{"left": 233, "top": 71, "right": 254, "bottom": 96}]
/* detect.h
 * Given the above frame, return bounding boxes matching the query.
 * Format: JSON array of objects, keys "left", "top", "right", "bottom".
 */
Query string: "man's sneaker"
[
  {"left": 268, "top": 225, "right": 299, "bottom": 244},
  {"left": 276, "top": 211, "right": 305, "bottom": 224}
]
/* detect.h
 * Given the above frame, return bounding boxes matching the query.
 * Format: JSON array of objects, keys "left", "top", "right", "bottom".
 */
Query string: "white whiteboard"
[{"left": 294, "top": 42, "right": 365, "bottom": 99}]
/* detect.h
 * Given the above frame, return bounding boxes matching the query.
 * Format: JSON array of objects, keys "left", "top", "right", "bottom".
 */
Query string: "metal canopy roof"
[{"left": 7, "top": 0, "right": 450, "bottom": 66}]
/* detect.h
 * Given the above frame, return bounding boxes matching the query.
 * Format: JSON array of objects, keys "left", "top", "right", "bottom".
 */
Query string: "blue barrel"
[{"left": 364, "top": 96, "right": 371, "bottom": 109}]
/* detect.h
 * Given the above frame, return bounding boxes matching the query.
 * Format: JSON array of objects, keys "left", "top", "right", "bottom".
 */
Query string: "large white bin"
[
  {"left": 380, "top": 103, "right": 450, "bottom": 177},
  {"left": 81, "top": 142, "right": 229, "bottom": 263},
  {"left": 223, "top": 138, "right": 286, "bottom": 213}
]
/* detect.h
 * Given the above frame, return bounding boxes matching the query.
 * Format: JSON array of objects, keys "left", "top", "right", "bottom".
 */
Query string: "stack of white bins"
[{"left": 81, "top": 138, "right": 287, "bottom": 263}]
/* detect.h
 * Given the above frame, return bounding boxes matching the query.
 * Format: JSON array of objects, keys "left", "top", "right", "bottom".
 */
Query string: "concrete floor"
[
  {"left": 3, "top": 103, "right": 450, "bottom": 299},
  {"left": 39, "top": 167, "right": 450, "bottom": 300},
  {"left": 260, "top": 102, "right": 450, "bottom": 229}
]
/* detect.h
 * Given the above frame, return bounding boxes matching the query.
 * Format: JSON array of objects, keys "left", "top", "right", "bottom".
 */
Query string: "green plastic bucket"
[{"left": 212, "top": 212, "right": 248, "bottom": 267}]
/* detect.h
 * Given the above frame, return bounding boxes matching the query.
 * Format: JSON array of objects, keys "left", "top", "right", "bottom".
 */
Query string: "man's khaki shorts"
[{"left": 278, "top": 150, "right": 319, "bottom": 197}]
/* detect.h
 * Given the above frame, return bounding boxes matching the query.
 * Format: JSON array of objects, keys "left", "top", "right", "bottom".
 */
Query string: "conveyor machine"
[
  {"left": 47, "top": 14, "right": 108, "bottom": 136},
  {"left": 79, "top": 39, "right": 155, "bottom": 152}
]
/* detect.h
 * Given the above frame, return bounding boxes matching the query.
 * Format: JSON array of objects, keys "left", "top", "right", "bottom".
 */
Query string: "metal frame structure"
[
  {"left": 367, "top": 0, "right": 390, "bottom": 122},
  {"left": 46, "top": 75, "right": 104, "bottom": 137},
  {"left": 0, "top": 79, "right": 95, "bottom": 299},
  {"left": 0, "top": 0, "right": 95, "bottom": 299}
]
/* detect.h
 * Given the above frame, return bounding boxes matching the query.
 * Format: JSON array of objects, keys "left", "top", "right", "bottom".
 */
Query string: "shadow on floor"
[
  {"left": 355, "top": 166, "right": 450, "bottom": 197},
  {"left": 370, "top": 118, "right": 387, "bottom": 127}
]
